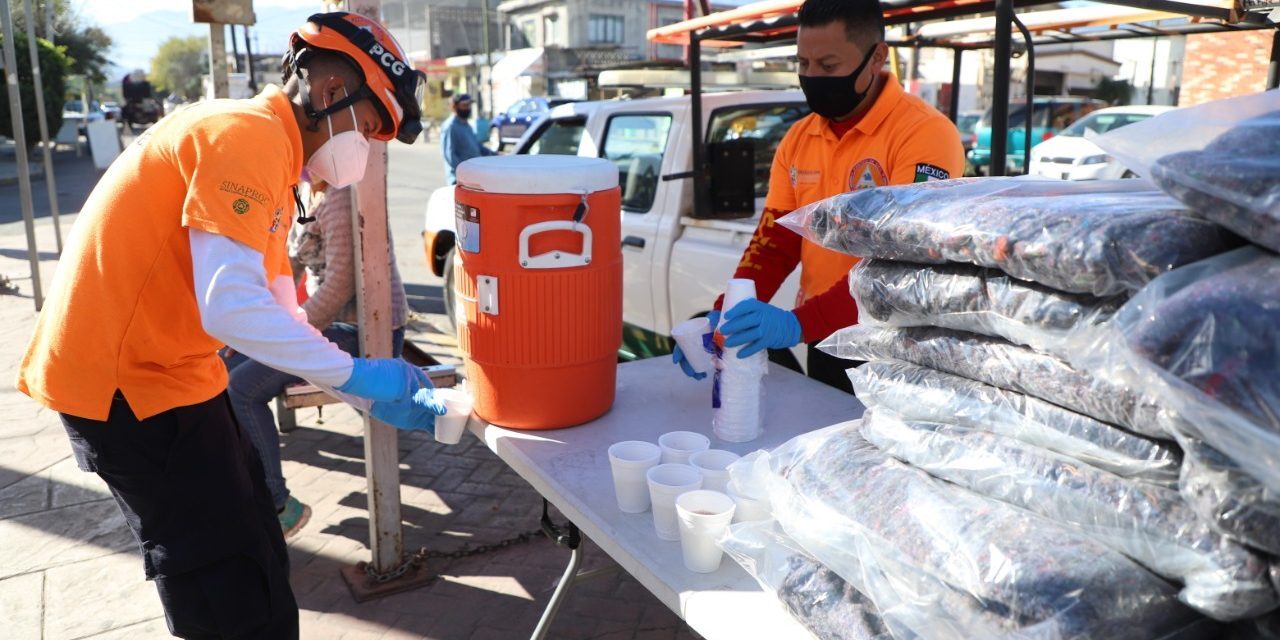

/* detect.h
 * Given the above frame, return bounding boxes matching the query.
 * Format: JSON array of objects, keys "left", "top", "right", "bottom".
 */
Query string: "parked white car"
[
  {"left": 424, "top": 91, "right": 810, "bottom": 365},
  {"left": 1028, "top": 105, "right": 1173, "bottom": 180}
]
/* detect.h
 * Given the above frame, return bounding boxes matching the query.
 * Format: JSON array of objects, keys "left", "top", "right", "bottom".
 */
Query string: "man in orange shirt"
[
  {"left": 16, "top": 13, "right": 437, "bottom": 638},
  {"left": 673, "top": 0, "right": 964, "bottom": 393}
]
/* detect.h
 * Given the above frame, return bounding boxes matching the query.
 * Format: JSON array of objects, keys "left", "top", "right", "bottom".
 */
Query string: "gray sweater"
[{"left": 291, "top": 187, "right": 410, "bottom": 331}]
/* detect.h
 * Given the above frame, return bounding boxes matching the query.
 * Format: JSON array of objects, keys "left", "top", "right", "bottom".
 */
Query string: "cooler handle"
[{"left": 518, "top": 221, "right": 593, "bottom": 270}]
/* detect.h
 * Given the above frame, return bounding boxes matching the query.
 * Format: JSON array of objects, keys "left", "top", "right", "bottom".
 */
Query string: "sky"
[
  {"left": 78, "top": 0, "right": 767, "bottom": 79},
  {"left": 77, "top": 0, "right": 320, "bottom": 76}
]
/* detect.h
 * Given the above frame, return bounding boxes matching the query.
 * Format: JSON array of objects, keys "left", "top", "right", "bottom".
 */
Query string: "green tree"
[
  {"left": 0, "top": 34, "right": 71, "bottom": 149},
  {"left": 14, "top": 0, "right": 113, "bottom": 85},
  {"left": 1095, "top": 78, "right": 1133, "bottom": 106},
  {"left": 150, "top": 36, "right": 208, "bottom": 101}
]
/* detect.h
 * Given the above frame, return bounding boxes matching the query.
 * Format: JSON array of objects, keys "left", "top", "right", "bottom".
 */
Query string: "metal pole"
[
  {"left": 23, "top": 0, "right": 60, "bottom": 254},
  {"left": 481, "top": 0, "right": 493, "bottom": 119},
  {"left": 243, "top": 26, "right": 257, "bottom": 93},
  {"left": 1013, "top": 15, "right": 1033, "bottom": 175},
  {"left": 690, "top": 29, "right": 706, "bottom": 218},
  {"left": 1, "top": 0, "right": 43, "bottom": 309},
  {"left": 1147, "top": 37, "right": 1158, "bottom": 104},
  {"left": 990, "top": 0, "right": 1013, "bottom": 177},
  {"left": 1267, "top": 29, "right": 1279, "bottom": 90},
  {"left": 949, "top": 48, "right": 962, "bottom": 121},
  {"left": 208, "top": 23, "right": 229, "bottom": 98},
  {"left": 229, "top": 23, "right": 240, "bottom": 73}
]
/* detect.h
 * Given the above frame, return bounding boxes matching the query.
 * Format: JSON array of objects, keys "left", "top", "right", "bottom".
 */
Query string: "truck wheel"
[{"left": 441, "top": 248, "right": 457, "bottom": 334}]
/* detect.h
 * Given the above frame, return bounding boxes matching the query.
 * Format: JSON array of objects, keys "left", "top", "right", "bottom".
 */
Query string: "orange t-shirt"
[
  {"left": 17, "top": 86, "right": 303, "bottom": 421},
  {"left": 767, "top": 75, "right": 966, "bottom": 302}
]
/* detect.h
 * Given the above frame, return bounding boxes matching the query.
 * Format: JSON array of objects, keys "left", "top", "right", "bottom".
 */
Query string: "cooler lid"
[{"left": 457, "top": 155, "right": 619, "bottom": 195}]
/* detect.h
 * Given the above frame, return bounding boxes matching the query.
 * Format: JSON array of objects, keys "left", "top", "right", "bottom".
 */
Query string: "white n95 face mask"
[{"left": 305, "top": 88, "right": 370, "bottom": 189}]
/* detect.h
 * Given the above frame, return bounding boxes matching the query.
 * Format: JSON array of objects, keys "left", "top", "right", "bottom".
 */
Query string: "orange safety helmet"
[{"left": 285, "top": 12, "right": 425, "bottom": 144}]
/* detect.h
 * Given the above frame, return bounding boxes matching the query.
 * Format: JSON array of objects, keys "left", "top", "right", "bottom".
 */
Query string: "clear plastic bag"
[
  {"left": 821, "top": 325, "right": 1166, "bottom": 439},
  {"left": 1079, "top": 247, "right": 1280, "bottom": 494},
  {"left": 718, "top": 520, "right": 894, "bottom": 640},
  {"left": 750, "top": 421, "right": 1214, "bottom": 639},
  {"left": 777, "top": 177, "right": 1240, "bottom": 297},
  {"left": 849, "top": 259, "right": 1123, "bottom": 360},
  {"left": 847, "top": 360, "right": 1180, "bottom": 485},
  {"left": 1091, "top": 91, "right": 1280, "bottom": 253},
  {"left": 861, "top": 409, "right": 1279, "bottom": 621},
  {"left": 1175, "top": 432, "right": 1280, "bottom": 557}
]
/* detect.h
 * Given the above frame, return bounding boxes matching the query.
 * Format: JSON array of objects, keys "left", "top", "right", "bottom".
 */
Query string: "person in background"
[
  {"left": 223, "top": 184, "right": 412, "bottom": 539},
  {"left": 672, "top": 0, "right": 964, "bottom": 393},
  {"left": 16, "top": 12, "right": 440, "bottom": 638},
  {"left": 442, "top": 93, "right": 495, "bottom": 184}
]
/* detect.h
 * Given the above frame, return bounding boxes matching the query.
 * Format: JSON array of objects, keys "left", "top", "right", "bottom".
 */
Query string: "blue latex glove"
[
  {"left": 370, "top": 387, "right": 447, "bottom": 432},
  {"left": 719, "top": 299, "right": 802, "bottom": 359},
  {"left": 672, "top": 310, "right": 721, "bottom": 380},
  {"left": 337, "top": 358, "right": 430, "bottom": 402}
]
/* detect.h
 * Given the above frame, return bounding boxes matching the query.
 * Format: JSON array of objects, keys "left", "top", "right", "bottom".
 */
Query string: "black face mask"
[
  {"left": 457, "top": 108, "right": 472, "bottom": 120},
  {"left": 798, "top": 48, "right": 877, "bottom": 121}
]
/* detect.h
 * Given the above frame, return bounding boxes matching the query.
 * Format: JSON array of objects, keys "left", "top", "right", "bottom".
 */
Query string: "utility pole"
[
  {"left": 230, "top": 23, "right": 240, "bottom": 73},
  {"left": 1147, "top": 37, "right": 1158, "bottom": 105},
  {"left": 244, "top": 25, "right": 257, "bottom": 93},
  {"left": 481, "top": 0, "right": 493, "bottom": 119}
]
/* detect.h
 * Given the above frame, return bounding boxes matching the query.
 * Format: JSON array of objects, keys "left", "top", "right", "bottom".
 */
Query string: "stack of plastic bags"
[
  {"left": 721, "top": 421, "right": 1217, "bottom": 639},
  {"left": 713, "top": 93, "right": 1280, "bottom": 638}
]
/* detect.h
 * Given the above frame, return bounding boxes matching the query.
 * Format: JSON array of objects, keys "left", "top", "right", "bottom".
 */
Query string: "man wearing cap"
[
  {"left": 17, "top": 12, "right": 437, "bottom": 638},
  {"left": 672, "top": 0, "right": 964, "bottom": 393},
  {"left": 442, "top": 93, "right": 495, "bottom": 185}
]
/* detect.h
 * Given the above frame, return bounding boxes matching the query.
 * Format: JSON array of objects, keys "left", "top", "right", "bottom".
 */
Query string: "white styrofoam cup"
[
  {"left": 433, "top": 388, "right": 474, "bottom": 445},
  {"left": 688, "top": 449, "right": 741, "bottom": 493},
  {"left": 671, "top": 317, "right": 713, "bottom": 375},
  {"left": 721, "top": 278, "right": 758, "bottom": 318},
  {"left": 726, "top": 480, "right": 771, "bottom": 523},
  {"left": 608, "top": 441, "right": 662, "bottom": 513},
  {"left": 658, "top": 430, "right": 711, "bottom": 465},
  {"left": 675, "top": 490, "right": 737, "bottom": 573},
  {"left": 646, "top": 463, "right": 703, "bottom": 540}
]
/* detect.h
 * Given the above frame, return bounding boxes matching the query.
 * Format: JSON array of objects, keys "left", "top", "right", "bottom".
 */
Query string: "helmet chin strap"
[{"left": 296, "top": 66, "right": 370, "bottom": 133}]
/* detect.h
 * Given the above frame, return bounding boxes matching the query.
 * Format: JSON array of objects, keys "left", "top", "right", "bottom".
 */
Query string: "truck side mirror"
[{"left": 706, "top": 139, "right": 756, "bottom": 219}]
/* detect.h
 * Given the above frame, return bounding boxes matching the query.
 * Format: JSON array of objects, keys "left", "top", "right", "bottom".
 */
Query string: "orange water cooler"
[{"left": 453, "top": 156, "right": 621, "bottom": 429}]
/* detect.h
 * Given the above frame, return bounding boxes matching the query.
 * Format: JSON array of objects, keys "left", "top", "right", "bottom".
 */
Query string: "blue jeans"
[{"left": 223, "top": 323, "right": 405, "bottom": 511}]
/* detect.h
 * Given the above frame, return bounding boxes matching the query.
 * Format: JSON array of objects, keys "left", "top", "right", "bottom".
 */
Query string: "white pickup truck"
[{"left": 423, "top": 90, "right": 810, "bottom": 363}]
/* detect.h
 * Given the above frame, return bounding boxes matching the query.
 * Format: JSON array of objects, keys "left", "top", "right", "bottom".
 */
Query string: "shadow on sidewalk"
[{"left": 0, "top": 248, "right": 59, "bottom": 261}]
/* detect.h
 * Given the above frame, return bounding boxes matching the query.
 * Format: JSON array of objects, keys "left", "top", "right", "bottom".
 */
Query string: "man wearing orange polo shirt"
[
  {"left": 673, "top": 0, "right": 964, "bottom": 393},
  {"left": 16, "top": 13, "right": 439, "bottom": 638}
]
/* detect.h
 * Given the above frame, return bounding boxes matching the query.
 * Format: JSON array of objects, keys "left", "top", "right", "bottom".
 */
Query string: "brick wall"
[{"left": 1180, "top": 31, "right": 1275, "bottom": 106}]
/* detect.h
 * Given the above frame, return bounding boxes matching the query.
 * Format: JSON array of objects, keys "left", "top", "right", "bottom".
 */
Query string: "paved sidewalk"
[{"left": 0, "top": 223, "right": 702, "bottom": 638}]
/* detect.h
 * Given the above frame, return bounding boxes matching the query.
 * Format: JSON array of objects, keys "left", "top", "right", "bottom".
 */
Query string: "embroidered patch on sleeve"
[{"left": 913, "top": 163, "right": 951, "bottom": 183}]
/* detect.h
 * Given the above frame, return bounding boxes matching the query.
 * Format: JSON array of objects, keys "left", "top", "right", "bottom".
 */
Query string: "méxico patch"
[{"left": 914, "top": 163, "right": 950, "bottom": 183}]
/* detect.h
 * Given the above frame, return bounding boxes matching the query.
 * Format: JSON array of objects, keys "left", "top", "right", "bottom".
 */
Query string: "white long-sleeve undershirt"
[{"left": 190, "top": 228, "right": 355, "bottom": 387}]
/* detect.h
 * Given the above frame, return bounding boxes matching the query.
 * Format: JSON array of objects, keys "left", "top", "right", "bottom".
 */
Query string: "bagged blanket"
[
  {"left": 718, "top": 520, "right": 895, "bottom": 640},
  {"left": 777, "top": 177, "right": 1240, "bottom": 296},
  {"left": 1092, "top": 91, "right": 1280, "bottom": 253},
  {"left": 821, "top": 325, "right": 1165, "bottom": 438},
  {"left": 862, "top": 409, "right": 1279, "bottom": 621},
  {"left": 750, "top": 421, "right": 1212, "bottom": 639},
  {"left": 1082, "top": 247, "right": 1280, "bottom": 494},
  {"left": 849, "top": 259, "right": 1122, "bottom": 359},
  {"left": 1175, "top": 433, "right": 1280, "bottom": 557},
  {"left": 847, "top": 360, "right": 1180, "bottom": 485}
]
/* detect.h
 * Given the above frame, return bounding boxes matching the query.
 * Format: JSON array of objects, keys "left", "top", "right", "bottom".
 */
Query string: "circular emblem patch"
[
  {"left": 848, "top": 158, "right": 888, "bottom": 191},
  {"left": 232, "top": 198, "right": 250, "bottom": 215}
]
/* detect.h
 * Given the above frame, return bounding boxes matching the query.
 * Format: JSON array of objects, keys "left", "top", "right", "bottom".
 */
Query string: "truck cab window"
[
  {"left": 601, "top": 114, "right": 673, "bottom": 213},
  {"left": 706, "top": 104, "right": 809, "bottom": 199},
  {"left": 527, "top": 118, "right": 586, "bottom": 156}
]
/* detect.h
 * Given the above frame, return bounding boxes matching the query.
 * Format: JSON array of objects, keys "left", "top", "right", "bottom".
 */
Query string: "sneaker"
[{"left": 278, "top": 496, "right": 311, "bottom": 539}]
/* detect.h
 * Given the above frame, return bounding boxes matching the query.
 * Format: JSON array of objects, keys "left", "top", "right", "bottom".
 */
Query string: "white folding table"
[{"left": 466, "top": 357, "right": 864, "bottom": 639}]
